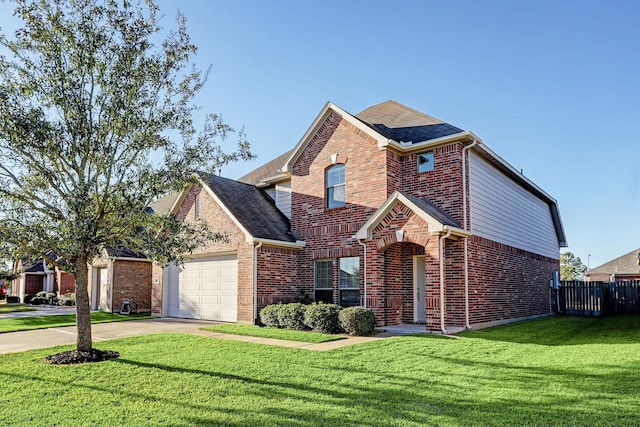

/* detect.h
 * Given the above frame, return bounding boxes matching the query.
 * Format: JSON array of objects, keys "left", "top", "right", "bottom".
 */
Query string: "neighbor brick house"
[
  {"left": 88, "top": 247, "right": 152, "bottom": 313},
  {"left": 151, "top": 100, "right": 567, "bottom": 332},
  {"left": 585, "top": 248, "right": 640, "bottom": 282},
  {"left": 12, "top": 255, "right": 75, "bottom": 302}
]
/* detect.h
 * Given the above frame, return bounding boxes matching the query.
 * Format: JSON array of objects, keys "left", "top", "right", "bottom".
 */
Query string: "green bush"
[
  {"left": 58, "top": 293, "right": 76, "bottom": 306},
  {"left": 277, "top": 303, "right": 308, "bottom": 330},
  {"left": 338, "top": 306, "right": 377, "bottom": 336},
  {"left": 259, "top": 303, "right": 283, "bottom": 328},
  {"left": 304, "top": 303, "right": 342, "bottom": 333}
]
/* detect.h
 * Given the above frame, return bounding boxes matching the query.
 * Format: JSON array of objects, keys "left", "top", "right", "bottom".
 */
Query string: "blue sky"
[{"left": 2, "top": 1, "right": 639, "bottom": 269}]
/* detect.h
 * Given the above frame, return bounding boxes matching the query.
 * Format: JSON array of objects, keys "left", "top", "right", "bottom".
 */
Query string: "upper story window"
[
  {"left": 326, "top": 164, "right": 345, "bottom": 209},
  {"left": 417, "top": 152, "right": 434, "bottom": 173},
  {"left": 194, "top": 193, "right": 201, "bottom": 220}
]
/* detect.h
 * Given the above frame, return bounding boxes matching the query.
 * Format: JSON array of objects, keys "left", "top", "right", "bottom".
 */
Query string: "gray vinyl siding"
[
  {"left": 264, "top": 182, "right": 292, "bottom": 219},
  {"left": 469, "top": 152, "right": 560, "bottom": 260}
]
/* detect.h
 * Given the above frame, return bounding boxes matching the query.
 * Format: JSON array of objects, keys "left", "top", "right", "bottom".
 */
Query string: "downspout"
[
  {"left": 439, "top": 229, "right": 452, "bottom": 334},
  {"left": 358, "top": 239, "right": 367, "bottom": 308},
  {"left": 253, "top": 241, "right": 263, "bottom": 323},
  {"left": 109, "top": 261, "right": 114, "bottom": 313},
  {"left": 461, "top": 139, "right": 478, "bottom": 330}
]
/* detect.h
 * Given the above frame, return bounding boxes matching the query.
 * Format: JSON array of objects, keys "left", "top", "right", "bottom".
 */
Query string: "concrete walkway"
[{"left": 0, "top": 316, "right": 396, "bottom": 355}]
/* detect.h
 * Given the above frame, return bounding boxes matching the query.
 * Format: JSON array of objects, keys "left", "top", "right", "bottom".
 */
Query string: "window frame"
[
  {"left": 314, "top": 259, "right": 334, "bottom": 303},
  {"left": 326, "top": 164, "right": 346, "bottom": 209},
  {"left": 194, "top": 193, "right": 201, "bottom": 220},
  {"left": 417, "top": 152, "right": 435, "bottom": 173},
  {"left": 338, "top": 257, "right": 360, "bottom": 307}
]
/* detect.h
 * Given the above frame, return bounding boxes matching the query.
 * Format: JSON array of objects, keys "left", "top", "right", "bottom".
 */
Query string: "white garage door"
[{"left": 166, "top": 254, "right": 238, "bottom": 322}]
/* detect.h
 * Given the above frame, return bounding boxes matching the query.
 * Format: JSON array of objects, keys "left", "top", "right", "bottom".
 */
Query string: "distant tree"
[
  {"left": 560, "top": 252, "right": 587, "bottom": 281},
  {"left": 0, "top": 0, "right": 253, "bottom": 358}
]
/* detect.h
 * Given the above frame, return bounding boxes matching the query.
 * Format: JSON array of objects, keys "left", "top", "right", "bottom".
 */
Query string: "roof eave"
[
  {"left": 380, "top": 131, "right": 480, "bottom": 152},
  {"left": 253, "top": 238, "right": 306, "bottom": 250},
  {"left": 354, "top": 191, "right": 469, "bottom": 240},
  {"left": 254, "top": 172, "right": 291, "bottom": 188}
]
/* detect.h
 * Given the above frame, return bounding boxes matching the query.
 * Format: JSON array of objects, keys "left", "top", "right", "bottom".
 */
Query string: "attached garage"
[{"left": 165, "top": 254, "right": 238, "bottom": 322}]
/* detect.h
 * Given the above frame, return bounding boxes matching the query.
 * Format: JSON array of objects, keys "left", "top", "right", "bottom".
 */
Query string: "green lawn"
[
  {"left": 1, "top": 314, "right": 639, "bottom": 426},
  {"left": 0, "top": 312, "right": 152, "bottom": 333},
  {"left": 202, "top": 323, "right": 346, "bottom": 343},
  {"left": 0, "top": 303, "right": 35, "bottom": 314}
]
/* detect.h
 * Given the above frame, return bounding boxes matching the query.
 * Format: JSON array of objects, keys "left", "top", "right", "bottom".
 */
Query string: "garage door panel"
[{"left": 166, "top": 255, "right": 238, "bottom": 321}]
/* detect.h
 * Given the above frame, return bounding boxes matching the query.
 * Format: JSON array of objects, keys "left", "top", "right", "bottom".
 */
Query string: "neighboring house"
[
  {"left": 12, "top": 256, "right": 75, "bottom": 302},
  {"left": 88, "top": 247, "right": 152, "bottom": 313},
  {"left": 151, "top": 100, "right": 567, "bottom": 332},
  {"left": 585, "top": 248, "right": 640, "bottom": 282}
]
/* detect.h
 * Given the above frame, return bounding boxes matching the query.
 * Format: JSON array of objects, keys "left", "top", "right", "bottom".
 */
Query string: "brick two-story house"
[{"left": 151, "top": 100, "right": 567, "bottom": 332}]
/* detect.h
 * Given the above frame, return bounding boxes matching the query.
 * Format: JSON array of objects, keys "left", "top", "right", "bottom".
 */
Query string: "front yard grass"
[
  {"left": 0, "top": 312, "right": 152, "bottom": 333},
  {"left": 1, "top": 314, "right": 639, "bottom": 426},
  {"left": 202, "top": 324, "right": 345, "bottom": 343}
]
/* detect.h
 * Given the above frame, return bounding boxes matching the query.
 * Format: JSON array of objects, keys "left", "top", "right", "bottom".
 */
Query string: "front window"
[
  {"left": 326, "top": 164, "right": 345, "bottom": 209},
  {"left": 339, "top": 257, "right": 360, "bottom": 307},
  {"left": 314, "top": 260, "right": 333, "bottom": 303},
  {"left": 417, "top": 152, "right": 434, "bottom": 173},
  {"left": 194, "top": 193, "right": 201, "bottom": 220}
]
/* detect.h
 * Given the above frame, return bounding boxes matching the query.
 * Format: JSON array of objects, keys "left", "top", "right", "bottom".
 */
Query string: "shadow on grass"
[
  {"left": 457, "top": 314, "right": 640, "bottom": 346},
  {"left": 2, "top": 332, "right": 640, "bottom": 426}
]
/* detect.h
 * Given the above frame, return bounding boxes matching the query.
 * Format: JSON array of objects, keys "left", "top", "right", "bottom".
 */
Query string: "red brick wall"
[
  {"left": 400, "top": 143, "right": 465, "bottom": 223},
  {"left": 24, "top": 274, "right": 44, "bottom": 294},
  {"left": 290, "top": 111, "right": 390, "bottom": 308},
  {"left": 112, "top": 260, "right": 152, "bottom": 312},
  {"left": 467, "top": 235, "right": 558, "bottom": 326},
  {"left": 57, "top": 271, "right": 75, "bottom": 296},
  {"left": 256, "top": 245, "right": 301, "bottom": 316}
]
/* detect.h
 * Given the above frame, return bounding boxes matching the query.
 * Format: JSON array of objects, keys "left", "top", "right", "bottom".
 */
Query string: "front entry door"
[{"left": 413, "top": 256, "right": 426, "bottom": 323}]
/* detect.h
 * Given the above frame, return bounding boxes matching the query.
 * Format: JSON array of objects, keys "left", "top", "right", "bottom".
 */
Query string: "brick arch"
[{"left": 371, "top": 203, "right": 435, "bottom": 250}]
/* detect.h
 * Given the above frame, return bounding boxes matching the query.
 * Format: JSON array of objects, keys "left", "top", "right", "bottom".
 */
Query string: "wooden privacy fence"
[{"left": 558, "top": 280, "right": 640, "bottom": 316}]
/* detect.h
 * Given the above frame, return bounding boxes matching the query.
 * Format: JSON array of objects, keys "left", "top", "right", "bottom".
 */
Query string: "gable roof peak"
[
  {"left": 356, "top": 100, "right": 464, "bottom": 144},
  {"left": 357, "top": 100, "right": 446, "bottom": 125}
]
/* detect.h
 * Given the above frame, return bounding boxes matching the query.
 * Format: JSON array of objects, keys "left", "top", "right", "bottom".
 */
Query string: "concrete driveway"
[
  {"left": 0, "top": 317, "right": 221, "bottom": 355},
  {"left": 0, "top": 314, "right": 395, "bottom": 355}
]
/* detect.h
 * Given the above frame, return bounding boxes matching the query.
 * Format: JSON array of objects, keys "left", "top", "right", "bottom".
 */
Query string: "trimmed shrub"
[
  {"left": 58, "top": 293, "right": 76, "bottom": 306},
  {"left": 6, "top": 296, "right": 20, "bottom": 303},
  {"left": 23, "top": 294, "right": 36, "bottom": 304},
  {"left": 277, "top": 303, "right": 308, "bottom": 330},
  {"left": 339, "top": 306, "right": 377, "bottom": 336},
  {"left": 304, "top": 303, "right": 342, "bottom": 333},
  {"left": 260, "top": 303, "right": 283, "bottom": 328}
]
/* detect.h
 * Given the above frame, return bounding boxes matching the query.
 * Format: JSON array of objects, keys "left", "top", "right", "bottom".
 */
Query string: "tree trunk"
[{"left": 74, "top": 256, "right": 93, "bottom": 351}]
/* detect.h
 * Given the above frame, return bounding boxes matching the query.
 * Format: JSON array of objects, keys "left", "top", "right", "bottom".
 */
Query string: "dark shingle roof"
[
  {"left": 356, "top": 100, "right": 463, "bottom": 144},
  {"left": 588, "top": 248, "right": 640, "bottom": 276},
  {"left": 206, "top": 174, "right": 298, "bottom": 243},
  {"left": 402, "top": 193, "right": 462, "bottom": 228},
  {"left": 238, "top": 150, "right": 294, "bottom": 185},
  {"left": 106, "top": 247, "right": 147, "bottom": 259},
  {"left": 23, "top": 260, "right": 45, "bottom": 273}
]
